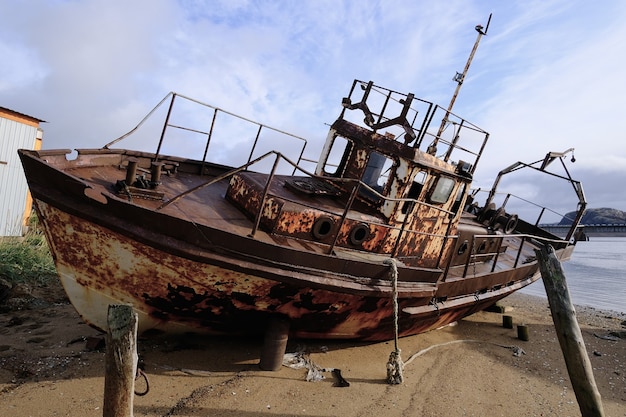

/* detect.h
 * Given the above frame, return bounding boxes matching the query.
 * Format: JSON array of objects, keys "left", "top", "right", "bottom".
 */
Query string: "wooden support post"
[
  {"left": 103, "top": 305, "right": 138, "bottom": 417},
  {"left": 517, "top": 324, "right": 529, "bottom": 341},
  {"left": 259, "top": 317, "right": 289, "bottom": 371},
  {"left": 535, "top": 245, "right": 605, "bottom": 417}
]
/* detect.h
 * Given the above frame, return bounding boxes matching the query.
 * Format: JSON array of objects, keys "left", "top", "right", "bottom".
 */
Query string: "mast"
[{"left": 428, "top": 13, "right": 492, "bottom": 155}]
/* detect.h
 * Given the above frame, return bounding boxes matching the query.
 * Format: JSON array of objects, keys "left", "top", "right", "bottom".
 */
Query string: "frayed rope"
[{"left": 384, "top": 258, "right": 404, "bottom": 384}]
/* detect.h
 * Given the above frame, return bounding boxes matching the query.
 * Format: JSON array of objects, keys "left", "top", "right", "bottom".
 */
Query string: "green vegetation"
[{"left": 0, "top": 217, "right": 57, "bottom": 286}]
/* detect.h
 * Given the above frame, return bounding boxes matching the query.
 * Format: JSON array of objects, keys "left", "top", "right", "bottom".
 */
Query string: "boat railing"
[
  {"left": 237, "top": 149, "right": 455, "bottom": 260},
  {"left": 339, "top": 80, "right": 489, "bottom": 175},
  {"left": 418, "top": 104, "right": 490, "bottom": 175},
  {"left": 157, "top": 148, "right": 567, "bottom": 279},
  {"left": 121, "top": 92, "right": 572, "bottom": 277},
  {"left": 104, "top": 92, "right": 311, "bottom": 176},
  {"left": 159, "top": 147, "right": 455, "bottom": 265},
  {"left": 472, "top": 189, "right": 581, "bottom": 242},
  {"left": 450, "top": 231, "right": 568, "bottom": 280},
  {"left": 247, "top": 153, "right": 568, "bottom": 278}
]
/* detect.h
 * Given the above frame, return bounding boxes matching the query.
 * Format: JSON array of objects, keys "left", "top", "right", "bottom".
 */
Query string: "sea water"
[{"left": 520, "top": 237, "right": 626, "bottom": 313}]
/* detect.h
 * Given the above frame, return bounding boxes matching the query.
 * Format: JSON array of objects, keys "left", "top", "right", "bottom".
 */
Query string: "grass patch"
[{"left": 0, "top": 218, "right": 57, "bottom": 286}]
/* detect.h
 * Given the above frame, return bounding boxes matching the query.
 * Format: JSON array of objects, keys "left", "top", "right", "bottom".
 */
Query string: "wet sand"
[{"left": 1, "top": 281, "right": 625, "bottom": 416}]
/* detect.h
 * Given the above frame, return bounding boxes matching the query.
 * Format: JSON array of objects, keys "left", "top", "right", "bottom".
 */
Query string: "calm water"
[{"left": 520, "top": 237, "right": 626, "bottom": 313}]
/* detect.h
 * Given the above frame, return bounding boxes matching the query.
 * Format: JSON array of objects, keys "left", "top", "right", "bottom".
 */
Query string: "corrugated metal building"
[{"left": 0, "top": 107, "right": 44, "bottom": 236}]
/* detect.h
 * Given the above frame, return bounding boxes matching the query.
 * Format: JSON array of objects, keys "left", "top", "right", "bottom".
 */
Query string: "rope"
[
  {"left": 134, "top": 368, "right": 150, "bottom": 396},
  {"left": 403, "top": 339, "right": 526, "bottom": 367},
  {"left": 383, "top": 258, "right": 404, "bottom": 384}
]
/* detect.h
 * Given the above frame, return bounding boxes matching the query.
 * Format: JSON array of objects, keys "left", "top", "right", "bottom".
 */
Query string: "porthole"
[
  {"left": 477, "top": 241, "right": 487, "bottom": 253},
  {"left": 504, "top": 214, "right": 518, "bottom": 234},
  {"left": 349, "top": 223, "right": 370, "bottom": 246},
  {"left": 312, "top": 216, "right": 334, "bottom": 240}
]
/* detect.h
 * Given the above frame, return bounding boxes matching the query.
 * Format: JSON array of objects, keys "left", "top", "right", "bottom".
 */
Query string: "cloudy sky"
[{"left": 2, "top": 0, "right": 625, "bottom": 221}]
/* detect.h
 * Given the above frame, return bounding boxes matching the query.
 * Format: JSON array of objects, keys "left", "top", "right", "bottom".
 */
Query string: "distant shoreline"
[
  {"left": 516, "top": 290, "right": 626, "bottom": 317},
  {"left": 520, "top": 282, "right": 626, "bottom": 315}
]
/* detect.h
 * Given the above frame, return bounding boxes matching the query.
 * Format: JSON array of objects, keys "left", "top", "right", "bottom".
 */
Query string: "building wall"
[{"left": 0, "top": 110, "right": 43, "bottom": 236}]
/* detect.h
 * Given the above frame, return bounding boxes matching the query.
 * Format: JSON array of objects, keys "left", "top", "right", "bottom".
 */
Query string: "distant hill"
[{"left": 559, "top": 207, "right": 626, "bottom": 225}]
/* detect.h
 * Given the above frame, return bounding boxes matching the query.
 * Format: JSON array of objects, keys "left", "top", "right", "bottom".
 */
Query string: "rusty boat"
[
  {"left": 18, "top": 77, "right": 586, "bottom": 341},
  {"left": 19, "top": 16, "right": 587, "bottom": 343}
]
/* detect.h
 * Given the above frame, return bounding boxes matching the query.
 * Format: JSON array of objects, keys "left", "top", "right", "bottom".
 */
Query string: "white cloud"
[
  {"left": 0, "top": 40, "right": 47, "bottom": 92},
  {"left": 470, "top": 1, "right": 626, "bottom": 179},
  {"left": 1, "top": 0, "right": 625, "bottom": 212}
]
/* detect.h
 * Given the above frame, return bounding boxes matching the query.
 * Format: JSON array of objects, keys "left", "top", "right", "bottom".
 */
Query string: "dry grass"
[{"left": 0, "top": 216, "right": 56, "bottom": 286}]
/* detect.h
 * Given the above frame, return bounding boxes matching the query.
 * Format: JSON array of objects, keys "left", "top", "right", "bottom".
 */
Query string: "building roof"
[{"left": 0, "top": 106, "right": 46, "bottom": 124}]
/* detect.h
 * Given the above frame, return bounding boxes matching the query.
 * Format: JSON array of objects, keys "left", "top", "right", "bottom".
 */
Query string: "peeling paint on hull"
[
  {"left": 17, "top": 83, "right": 583, "bottom": 342},
  {"left": 34, "top": 198, "right": 538, "bottom": 341},
  {"left": 36, "top": 200, "right": 433, "bottom": 340}
]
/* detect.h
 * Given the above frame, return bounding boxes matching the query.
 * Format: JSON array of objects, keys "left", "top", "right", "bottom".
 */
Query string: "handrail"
[
  {"left": 459, "top": 232, "right": 566, "bottom": 279},
  {"left": 157, "top": 150, "right": 277, "bottom": 210},
  {"left": 102, "top": 92, "right": 309, "bottom": 171},
  {"left": 101, "top": 91, "right": 578, "bottom": 285},
  {"left": 157, "top": 146, "right": 457, "bottom": 260},
  {"left": 103, "top": 92, "right": 175, "bottom": 149},
  {"left": 472, "top": 189, "right": 577, "bottom": 230},
  {"left": 343, "top": 80, "right": 489, "bottom": 172},
  {"left": 155, "top": 147, "right": 567, "bottom": 279},
  {"left": 249, "top": 152, "right": 282, "bottom": 237}
]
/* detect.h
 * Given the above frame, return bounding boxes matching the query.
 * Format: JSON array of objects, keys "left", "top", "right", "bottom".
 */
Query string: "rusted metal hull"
[
  {"left": 40, "top": 198, "right": 535, "bottom": 340},
  {"left": 17, "top": 84, "right": 582, "bottom": 342},
  {"left": 20, "top": 148, "right": 556, "bottom": 341},
  {"left": 34, "top": 198, "right": 439, "bottom": 340}
]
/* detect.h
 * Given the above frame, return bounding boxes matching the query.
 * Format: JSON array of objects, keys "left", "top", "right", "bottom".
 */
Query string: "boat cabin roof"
[{"left": 311, "top": 80, "right": 487, "bottom": 219}]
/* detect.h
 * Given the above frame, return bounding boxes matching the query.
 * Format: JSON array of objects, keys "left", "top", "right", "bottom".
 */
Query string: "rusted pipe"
[
  {"left": 150, "top": 161, "right": 163, "bottom": 188},
  {"left": 259, "top": 317, "right": 290, "bottom": 371},
  {"left": 125, "top": 158, "right": 138, "bottom": 186}
]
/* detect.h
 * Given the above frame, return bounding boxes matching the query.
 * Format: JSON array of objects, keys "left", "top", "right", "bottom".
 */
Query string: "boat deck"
[
  {"left": 64, "top": 160, "right": 548, "bottom": 283},
  {"left": 66, "top": 163, "right": 380, "bottom": 258}
]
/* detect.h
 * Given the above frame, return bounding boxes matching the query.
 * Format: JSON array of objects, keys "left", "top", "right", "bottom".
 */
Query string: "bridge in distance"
[{"left": 540, "top": 224, "right": 626, "bottom": 238}]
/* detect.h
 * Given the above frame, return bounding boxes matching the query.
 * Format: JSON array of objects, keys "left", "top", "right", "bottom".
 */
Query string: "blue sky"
[{"left": 2, "top": 0, "right": 625, "bottom": 219}]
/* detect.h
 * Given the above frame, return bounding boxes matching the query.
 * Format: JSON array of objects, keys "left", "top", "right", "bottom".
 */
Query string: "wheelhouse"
[{"left": 227, "top": 80, "right": 490, "bottom": 270}]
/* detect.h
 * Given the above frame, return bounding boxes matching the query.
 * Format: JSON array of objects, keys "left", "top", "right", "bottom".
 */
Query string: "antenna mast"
[{"left": 429, "top": 13, "right": 492, "bottom": 154}]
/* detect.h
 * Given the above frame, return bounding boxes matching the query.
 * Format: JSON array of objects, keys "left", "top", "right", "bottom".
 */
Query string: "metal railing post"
[
  {"left": 249, "top": 153, "right": 281, "bottom": 238},
  {"left": 200, "top": 108, "right": 219, "bottom": 175},
  {"left": 155, "top": 94, "right": 176, "bottom": 161},
  {"left": 327, "top": 181, "right": 361, "bottom": 254}
]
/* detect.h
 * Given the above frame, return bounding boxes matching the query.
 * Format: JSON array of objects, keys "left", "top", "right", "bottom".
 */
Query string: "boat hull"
[
  {"left": 16, "top": 76, "right": 584, "bottom": 342},
  {"left": 33, "top": 196, "right": 539, "bottom": 341}
]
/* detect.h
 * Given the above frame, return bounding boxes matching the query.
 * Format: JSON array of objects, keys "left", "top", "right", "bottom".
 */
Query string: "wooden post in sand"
[
  {"left": 535, "top": 245, "right": 605, "bottom": 417},
  {"left": 103, "top": 305, "right": 138, "bottom": 417}
]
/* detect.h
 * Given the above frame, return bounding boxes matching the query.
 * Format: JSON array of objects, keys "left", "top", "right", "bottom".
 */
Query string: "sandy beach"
[{"left": 1, "top": 280, "right": 624, "bottom": 417}]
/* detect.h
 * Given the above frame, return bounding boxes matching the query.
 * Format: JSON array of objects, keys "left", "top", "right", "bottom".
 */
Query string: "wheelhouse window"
[
  {"left": 362, "top": 151, "right": 394, "bottom": 193},
  {"left": 402, "top": 170, "right": 427, "bottom": 214},
  {"left": 429, "top": 176, "right": 455, "bottom": 204},
  {"left": 451, "top": 182, "right": 468, "bottom": 213},
  {"left": 322, "top": 136, "right": 352, "bottom": 177}
]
